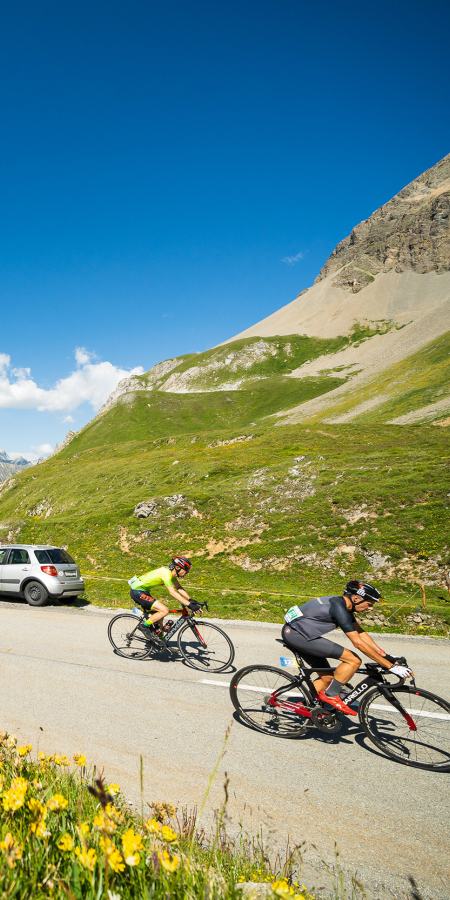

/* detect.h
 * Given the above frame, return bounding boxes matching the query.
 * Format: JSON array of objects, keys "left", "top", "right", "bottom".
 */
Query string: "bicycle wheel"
[
  {"left": 230, "top": 665, "right": 310, "bottom": 738},
  {"left": 177, "top": 621, "right": 234, "bottom": 672},
  {"left": 108, "top": 614, "right": 153, "bottom": 660},
  {"left": 359, "top": 685, "right": 450, "bottom": 771}
]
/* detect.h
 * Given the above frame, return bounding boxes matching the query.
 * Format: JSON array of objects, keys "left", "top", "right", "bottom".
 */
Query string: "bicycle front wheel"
[
  {"left": 359, "top": 685, "right": 450, "bottom": 771},
  {"left": 230, "top": 665, "right": 310, "bottom": 738},
  {"left": 108, "top": 614, "right": 153, "bottom": 660},
  {"left": 177, "top": 621, "right": 234, "bottom": 672}
]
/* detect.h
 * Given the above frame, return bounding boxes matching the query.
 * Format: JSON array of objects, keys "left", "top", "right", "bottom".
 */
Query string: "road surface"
[{"left": 0, "top": 598, "right": 449, "bottom": 899}]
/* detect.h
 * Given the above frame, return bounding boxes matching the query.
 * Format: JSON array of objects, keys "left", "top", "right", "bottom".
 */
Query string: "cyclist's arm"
[
  {"left": 346, "top": 630, "right": 393, "bottom": 669},
  {"left": 166, "top": 583, "right": 191, "bottom": 607},
  {"left": 353, "top": 621, "right": 387, "bottom": 656}
]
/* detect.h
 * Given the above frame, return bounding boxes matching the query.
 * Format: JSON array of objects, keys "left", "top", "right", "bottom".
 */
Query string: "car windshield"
[{"left": 34, "top": 549, "right": 76, "bottom": 564}]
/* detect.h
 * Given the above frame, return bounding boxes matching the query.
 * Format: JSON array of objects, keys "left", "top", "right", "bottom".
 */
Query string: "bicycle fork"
[{"left": 346, "top": 675, "right": 417, "bottom": 731}]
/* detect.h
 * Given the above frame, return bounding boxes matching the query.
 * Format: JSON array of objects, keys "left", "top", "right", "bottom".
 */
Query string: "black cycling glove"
[
  {"left": 188, "top": 600, "right": 202, "bottom": 613},
  {"left": 384, "top": 653, "right": 407, "bottom": 665}
]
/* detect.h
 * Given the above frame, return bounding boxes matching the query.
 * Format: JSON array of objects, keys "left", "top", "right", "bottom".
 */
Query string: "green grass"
[{"left": 1, "top": 421, "right": 449, "bottom": 633}]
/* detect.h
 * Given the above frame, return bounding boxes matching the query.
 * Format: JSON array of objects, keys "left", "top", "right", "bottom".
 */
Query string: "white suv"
[{"left": 0, "top": 544, "right": 85, "bottom": 606}]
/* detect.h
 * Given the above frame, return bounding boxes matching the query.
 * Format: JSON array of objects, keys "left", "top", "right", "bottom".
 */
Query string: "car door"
[
  {"left": 0, "top": 548, "right": 9, "bottom": 592},
  {"left": 2, "top": 547, "right": 31, "bottom": 594}
]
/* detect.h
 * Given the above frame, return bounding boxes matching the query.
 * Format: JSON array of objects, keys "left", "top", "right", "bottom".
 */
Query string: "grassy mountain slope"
[
  {"left": 69, "top": 375, "right": 344, "bottom": 453},
  {"left": 0, "top": 422, "right": 449, "bottom": 631}
]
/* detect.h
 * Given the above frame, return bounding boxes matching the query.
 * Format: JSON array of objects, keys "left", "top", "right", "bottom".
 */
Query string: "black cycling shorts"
[
  {"left": 282, "top": 624, "right": 344, "bottom": 670},
  {"left": 130, "top": 588, "right": 158, "bottom": 612}
]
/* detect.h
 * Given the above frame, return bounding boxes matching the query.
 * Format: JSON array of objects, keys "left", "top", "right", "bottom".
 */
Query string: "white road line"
[{"left": 370, "top": 704, "right": 450, "bottom": 720}]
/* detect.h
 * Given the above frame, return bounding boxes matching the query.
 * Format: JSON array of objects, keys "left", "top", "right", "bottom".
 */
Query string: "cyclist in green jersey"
[{"left": 128, "top": 556, "right": 201, "bottom": 647}]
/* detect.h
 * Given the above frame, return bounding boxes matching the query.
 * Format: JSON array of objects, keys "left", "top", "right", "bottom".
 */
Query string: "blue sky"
[{"left": 1, "top": 0, "right": 449, "bottom": 458}]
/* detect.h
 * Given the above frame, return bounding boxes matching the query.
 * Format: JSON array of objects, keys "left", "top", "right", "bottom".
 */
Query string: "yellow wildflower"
[
  {"left": 32, "top": 819, "right": 51, "bottom": 840},
  {"left": 28, "top": 798, "right": 47, "bottom": 819},
  {"left": 108, "top": 783, "right": 121, "bottom": 795},
  {"left": 93, "top": 809, "right": 117, "bottom": 835},
  {"left": 100, "top": 837, "right": 125, "bottom": 873},
  {"left": 158, "top": 850, "right": 179, "bottom": 873},
  {"left": 0, "top": 832, "right": 23, "bottom": 868},
  {"left": 6, "top": 735, "right": 17, "bottom": 748},
  {"left": 77, "top": 822, "right": 90, "bottom": 838},
  {"left": 17, "top": 744, "right": 32, "bottom": 757},
  {"left": 122, "top": 828, "right": 143, "bottom": 866},
  {"left": 28, "top": 799, "right": 50, "bottom": 839},
  {"left": 73, "top": 753, "right": 86, "bottom": 766},
  {"left": 58, "top": 834, "right": 74, "bottom": 851},
  {"left": 161, "top": 825, "right": 178, "bottom": 843},
  {"left": 145, "top": 818, "right": 161, "bottom": 834},
  {"left": 2, "top": 777, "right": 28, "bottom": 812},
  {"left": 104, "top": 803, "right": 124, "bottom": 824},
  {"left": 53, "top": 754, "right": 70, "bottom": 768},
  {"left": 47, "top": 794, "right": 68, "bottom": 812},
  {"left": 162, "top": 802, "right": 177, "bottom": 818},
  {"left": 75, "top": 846, "right": 97, "bottom": 871}
]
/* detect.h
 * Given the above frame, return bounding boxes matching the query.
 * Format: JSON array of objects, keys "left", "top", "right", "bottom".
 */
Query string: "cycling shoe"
[{"left": 317, "top": 690, "right": 357, "bottom": 716}]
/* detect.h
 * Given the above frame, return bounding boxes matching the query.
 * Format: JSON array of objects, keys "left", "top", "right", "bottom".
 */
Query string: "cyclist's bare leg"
[
  {"left": 146, "top": 600, "right": 169, "bottom": 628},
  {"left": 313, "top": 648, "right": 361, "bottom": 692}
]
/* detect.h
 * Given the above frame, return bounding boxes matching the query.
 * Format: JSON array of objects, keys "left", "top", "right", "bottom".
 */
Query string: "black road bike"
[
  {"left": 230, "top": 650, "right": 450, "bottom": 771},
  {"left": 108, "top": 601, "right": 235, "bottom": 673}
]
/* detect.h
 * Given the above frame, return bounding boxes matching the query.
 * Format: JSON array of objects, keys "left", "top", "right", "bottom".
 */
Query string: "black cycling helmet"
[
  {"left": 170, "top": 556, "right": 192, "bottom": 572},
  {"left": 344, "top": 580, "right": 382, "bottom": 603}
]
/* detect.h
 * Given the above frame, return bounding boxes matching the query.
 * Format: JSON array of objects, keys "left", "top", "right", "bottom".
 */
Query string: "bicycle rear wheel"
[
  {"left": 359, "top": 685, "right": 450, "bottom": 771},
  {"left": 108, "top": 614, "right": 153, "bottom": 660},
  {"left": 177, "top": 621, "right": 234, "bottom": 672},
  {"left": 230, "top": 665, "right": 310, "bottom": 737}
]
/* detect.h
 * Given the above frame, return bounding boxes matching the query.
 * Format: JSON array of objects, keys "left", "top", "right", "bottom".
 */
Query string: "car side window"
[
  {"left": 0, "top": 549, "right": 8, "bottom": 564},
  {"left": 7, "top": 549, "right": 31, "bottom": 564}
]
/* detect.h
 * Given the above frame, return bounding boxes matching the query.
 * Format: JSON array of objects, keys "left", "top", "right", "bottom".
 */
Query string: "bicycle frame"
[
  {"left": 271, "top": 656, "right": 418, "bottom": 731},
  {"left": 128, "top": 606, "right": 207, "bottom": 648}
]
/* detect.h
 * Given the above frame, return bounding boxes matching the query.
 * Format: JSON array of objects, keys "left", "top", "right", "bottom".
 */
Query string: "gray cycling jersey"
[{"left": 284, "top": 595, "right": 356, "bottom": 641}]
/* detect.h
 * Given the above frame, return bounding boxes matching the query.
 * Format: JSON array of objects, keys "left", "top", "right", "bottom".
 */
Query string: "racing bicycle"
[
  {"left": 230, "top": 650, "right": 450, "bottom": 771},
  {"left": 108, "top": 601, "right": 235, "bottom": 673}
]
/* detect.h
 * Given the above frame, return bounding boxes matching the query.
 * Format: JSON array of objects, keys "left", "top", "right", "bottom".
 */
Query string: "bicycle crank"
[{"left": 310, "top": 706, "right": 342, "bottom": 733}]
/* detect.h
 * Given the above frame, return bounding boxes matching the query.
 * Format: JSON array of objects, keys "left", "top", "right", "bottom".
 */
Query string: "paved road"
[{"left": 0, "top": 599, "right": 449, "bottom": 900}]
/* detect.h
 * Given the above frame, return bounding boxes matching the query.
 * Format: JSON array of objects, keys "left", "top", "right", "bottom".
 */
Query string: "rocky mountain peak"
[{"left": 315, "top": 152, "right": 450, "bottom": 290}]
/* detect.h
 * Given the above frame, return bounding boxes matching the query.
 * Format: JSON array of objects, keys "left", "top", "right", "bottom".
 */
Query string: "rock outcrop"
[{"left": 316, "top": 152, "right": 450, "bottom": 285}]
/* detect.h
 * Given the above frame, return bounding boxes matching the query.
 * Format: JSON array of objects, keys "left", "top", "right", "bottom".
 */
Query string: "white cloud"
[
  {"left": 0, "top": 349, "right": 144, "bottom": 413},
  {"left": 9, "top": 444, "right": 54, "bottom": 461},
  {"left": 282, "top": 251, "right": 303, "bottom": 264},
  {"left": 63, "top": 415, "right": 75, "bottom": 423},
  {"left": 75, "top": 347, "right": 94, "bottom": 366}
]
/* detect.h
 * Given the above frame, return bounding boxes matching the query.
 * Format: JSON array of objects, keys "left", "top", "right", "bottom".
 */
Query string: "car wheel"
[{"left": 23, "top": 581, "right": 49, "bottom": 607}]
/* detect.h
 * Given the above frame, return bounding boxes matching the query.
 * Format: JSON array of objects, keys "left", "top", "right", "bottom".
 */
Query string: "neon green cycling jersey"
[{"left": 129, "top": 566, "right": 176, "bottom": 593}]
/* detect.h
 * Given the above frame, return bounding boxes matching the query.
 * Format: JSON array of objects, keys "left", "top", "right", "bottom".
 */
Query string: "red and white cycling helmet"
[{"left": 171, "top": 556, "right": 192, "bottom": 572}]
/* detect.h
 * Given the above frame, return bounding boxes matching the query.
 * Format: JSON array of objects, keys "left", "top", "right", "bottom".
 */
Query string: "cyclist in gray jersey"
[{"left": 282, "top": 580, "right": 413, "bottom": 716}]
